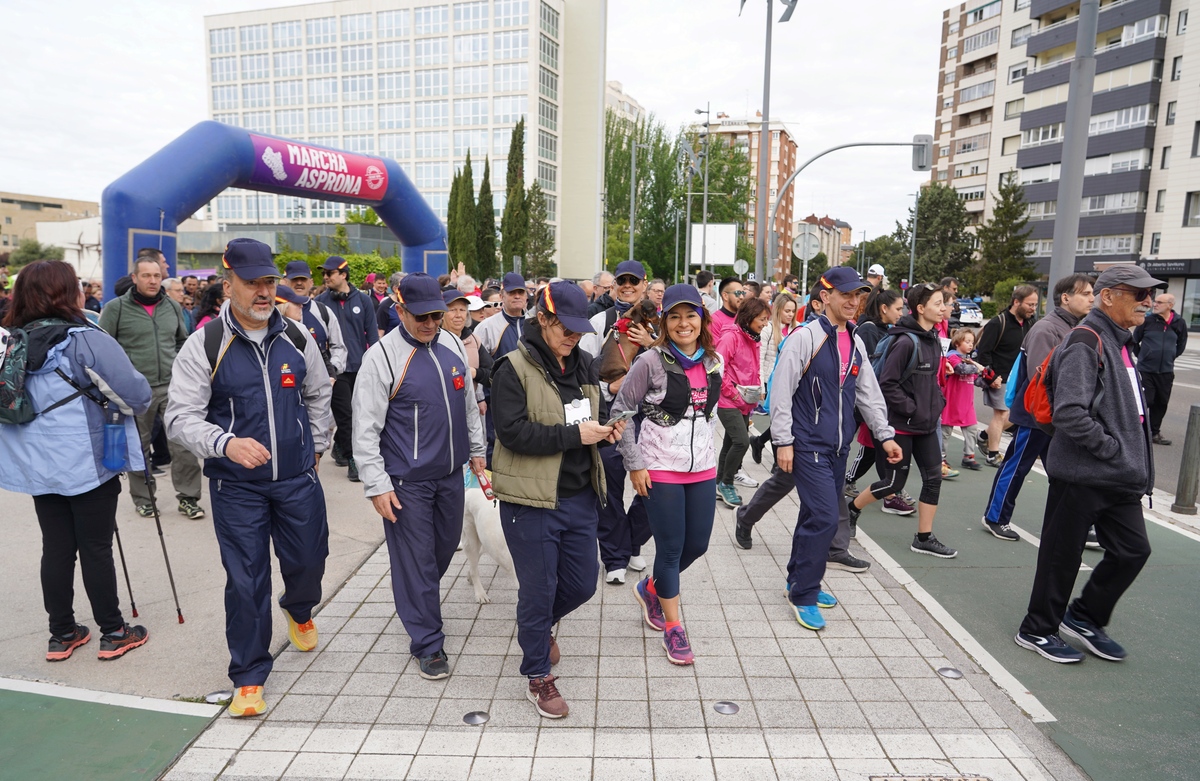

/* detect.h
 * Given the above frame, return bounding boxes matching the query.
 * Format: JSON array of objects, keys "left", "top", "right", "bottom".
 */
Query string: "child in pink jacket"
[{"left": 942, "top": 328, "right": 982, "bottom": 470}]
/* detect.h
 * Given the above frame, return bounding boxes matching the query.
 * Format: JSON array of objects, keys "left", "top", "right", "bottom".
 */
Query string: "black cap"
[
  {"left": 322, "top": 256, "right": 350, "bottom": 272},
  {"left": 539, "top": 281, "right": 595, "bottom": 334},
  {"left": 502, "top": 272, "right": 526, "bottom": 292},
  {"left": 661, "top": 284, "right": 703, "bottom": 314},
  {"left": 284, "top": 261, "right": 312, "bottom": 280},
  {"left": 397, "top": 273, "right": 447, "bottom": 316},
  {"left": 275, "top": 284, "right": 308, "bottom": 306},
  {"left": 221, "top": 238, "right": 280, "bottom": 281}
]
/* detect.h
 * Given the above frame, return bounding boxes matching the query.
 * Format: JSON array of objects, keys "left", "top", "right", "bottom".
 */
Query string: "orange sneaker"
[
  {"left": 229, "top": 686, "right": 266, "bottom": 718},
  {"left": 286, "top": 613, "right": 318, "bottom": 652}
]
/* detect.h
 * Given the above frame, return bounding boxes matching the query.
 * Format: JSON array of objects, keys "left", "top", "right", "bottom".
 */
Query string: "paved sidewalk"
[{"left": 165, "top": 471, "right": 1076, "bottom": 781}]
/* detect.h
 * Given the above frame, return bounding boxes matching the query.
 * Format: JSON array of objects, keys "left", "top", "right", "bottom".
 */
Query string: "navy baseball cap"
[
  {"left": 274, "top": 284, "right": 308, "bottom": 306},
  {"left": 221, "top": 238, "right": 280, "bottom": 281},
  {"left": 502, "top": 272, "right": 526, "bottom": 292},
  {"left": 443, "top": 289, "right": 469, "bottom": 307},
  {"left": 818, "top": 267, "right": 871, "bottom": 294},
  {"left": 284, "top": 261, "right": 312, "bottom": 280},
  {"left": 321, "top": 255, "right": 350, "bottom": 273},
  {"left": 539, "top": 281, "right": 595, "bottom": 334},
  {"left": 397, "top": 273, "right": 447, "bottom": 316},
  {"left": 614, "top": 260, "right": 646, "bottom": 280},
  {"left": 661, "top": 284, "right": 703, "bottom": 314}
]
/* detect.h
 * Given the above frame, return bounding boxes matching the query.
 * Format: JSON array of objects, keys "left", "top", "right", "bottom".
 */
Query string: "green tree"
[
  {"left": 500, "top": 118, "right": 528, "bottom": 272},
  {"left": 525, "top": 181, "right": 555, "bottom": 278},
  {"left": 345, "top": 206, "right": 383, "bottom": 225},
  {"left": 894, "top": 183, "right": 974, "bottom": 284},
  {"left": 447, "top": 168, "right": 463, "bottom": 265},
  {"left": 475, "top": 157, "right": 497, "bottom": 282},
  {"left": 452, "top": 152, "right": 478, "bottom": 275},
  {"left": 9, "top": 239, "right": 64, "bottom": 268},
  {"left": 860, "top": 232, "right": 910, "bottom": 288},
  {"left": 329, "top": 224, "right": 352, "bottom": 256},
  {"left": 679, "top": 131, "right": 754, "bottom": 273},
  {"left": 971, "top": 174, "right": 1034, "bottom": 293}
]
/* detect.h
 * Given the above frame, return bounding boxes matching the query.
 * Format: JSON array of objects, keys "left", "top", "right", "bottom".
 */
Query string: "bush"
[
  {"left": 273, "top": 251, "right": 402, "bottom": 288},
  {"left": 992, "top": 276, "right": 1029, "bottom": 308},
  {"left": 980, "top": 301, "right": 998, "bottom": 319}
]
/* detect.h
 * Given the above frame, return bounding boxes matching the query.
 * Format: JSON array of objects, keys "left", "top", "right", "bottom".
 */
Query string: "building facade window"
[
  {"left": 240, "top": 24, "right": 268, "bottom": 51},
  {"left": 379, "top": 72, "right": 411, "bottom": 99},
  {"left": 495, "top": 62, "right": 528, "bottom": 92},
  {"left": 1088, "top": 104, "right": 1155, "bottom": 135},
  {"left": 1009, "top": 63, "right": 1027, "bottom": 83},
  {"left": 378, "top": 133, "right": 412, "bottom": 159},
  {"left": 944, "top": 71, "right": 956, "bottom": 84},
  {"left": 1172, "top": 56, "right": 1183, "bottom": 80},
  {"left": 306, "top": 17, "right": 336, "bottom": 45},
  {"left": 217, "top": 193, "right": 244, "bottom": 220},
  {"left": 415, "top": 99, "right": 450, "bottom": 127},
  {"left": 454, "top": 129, "right": 489, "bottom": 158},
  {"left": 379, "top": 102, "right": 412, "bottom": 129},
  {"left": 538, "top": 66, "right": 557, "bottom": 99},
  {"left": 275, "top": 109, "right": 304, "bottom": 135},
  {"left": 342, "top": 13, "right": 372, "bottom": 41},
  {"left": 308, "top": 77, "right": 337, "bottom": 103},
  {"left": 1021, "top": 123, "right": 1063, "bottom": 148},
  {"left": 210, "top": 27, "right": 236, "bottom": 54},
  {"left": 242, "top": 82, "right": 271, "bottom": 108},
  {"left": 1012, "top": 24, "right": 1031, "bottom": 47},
  {"left": 241, "top": 54, "right": 269, "bottom": 80},
  {"left": 378, "top": 9, "right": 410, "bottom": 38},
  {"left": 344, "top": 105, "right": 375, "bottom": 131},
  {"left": 307, "top": 48, "right": 337, "bottom": 75},
  {"left": 1180, "top": 9, "right": 1189, "bottom": 34},
  {"left": 538, "top": 129, "right": 557, "bottom": 161},
  {"left": 494, "top": 127, "right": 513, "bottom": 155},
  {"left": 342, "top": 44, "right": 373, "bottom": 72},
  {"left": 415, "top": 37, "right": 449, "bottom": 65},
  {"left": 966, "top": 1, "right": 1000, "bottom": 26},
  {"left": 540, "top": 2, "right": 560, "bottom": 38},
  {"left": 342, "top": 75, "right": 373, "bottom": 101},
  {"left": 494, "top": 94, "right": 528, "bottom": 123},
  {"left": 415, "top": 5, "right": 450, "bottom": 35},
  {"left": 1004, "top": 98, "right": 1024, "bottom": 118},
  {"left": 495, "top": 29, "right": 529, "bottom": 60},
  {"left": 378, "top": 41, "right": 410, "bottom": 69},
  {"left": 214, "top": 113, "right": 239, "bottom": 127},
  {"left": 212, "top": 85, "right": 238, "bottom": 111},
  {"left": 416, "top": 131, "right": 451, "bottom": 157},
  {"left": 1082, "top": 191, "right": 1144, "bottom": 215},
  {"left": 455, "top": 33, "right": 489, "bottom": 62},
  {"left": 274, "top": 50, "right": 303, "bottom": 78},
  {"left": 494, "top": 0, "right": 529, "bottom": 27},
  {"left": 455, "top": 65, "right": 490, "bottom": 94},
  {"left": 963, "top": 26, "right": 999, "bottom": 52},
  {"left": 1185, "top": 192, "right": 1200, "bottom": 226},
  {"left": 538, "top": 98, "right": 557, "bottom": 130},
  {"left": 273, "top": 20, "right": 302, "bottom": 48},
  {"left": 454, "top": 97, "right": 489, "bottom": 126},
  {"left": 1151, "top": 232, "right": 1161, "bottom": 253},
  {"left": 414, "top": 161, "right": 451, "bottom": 188},
  {"left": 242, "top": 111, "right": 271, "bottom": 133},
  {"left": 1162, "top": 145, "right": 1172, "bottom": 168},
  {"left": 456, "top": 1, "right": 490, "bottom": 31},
  {"left": 308, "top": 107, "right": 338, "bottom": 133},
  {"left": 1015, "top": 0, "right": 1030, "bottom": 9},
  {"left": 956, "top": 133, "right": 989, "bottom": 153},
  {"left": 1156, "top": 189, "right": 1167, "bottom": 212},
  {"left": 539, "top": 33, "right": 558, "bottom": 69},
  {"left": 947, "top": 46, "right": 958, "bottom": 58},
  {"left": 1167, "top": 101, "right": 1177, "bottom": 125},
  {"left": 958, "top": 79, "right": 995, "bottom": 103},
  {"left": 1193, "top": 121, "right": 1200, "bottom": 157},
  {"left": 1026, "top": 200, "right": 1057, "bottom": 220},
  {"left": 415, "top": 68, "right": 450, "bottom": 96},
  {"left": 310, "top": 200, "right": 343, "bottom": 220},
  {"left": 537, "top": 161, "right": 557, "bottom": 192}
]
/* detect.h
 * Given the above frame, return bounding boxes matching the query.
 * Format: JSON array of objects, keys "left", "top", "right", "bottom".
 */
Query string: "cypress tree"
[
  {"left": 525, "top": 181, "right": 555, "bottom": 278},
  {"left": 476, "top": 157, "right": 497, "bottom": 282},
  {"left": 500, "top": 118, "right": 528, "bottom": 272},
  {"left": 447, "top": 168, "right": 462, "bottom": 265},
  {"left": 454, "top": 151, "right": 478, "bottom": 275}
]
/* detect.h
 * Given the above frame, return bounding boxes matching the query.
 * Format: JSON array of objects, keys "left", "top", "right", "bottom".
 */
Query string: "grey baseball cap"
[{"left": 1094, "top": 265, "right": 1165, "bottom": 292}]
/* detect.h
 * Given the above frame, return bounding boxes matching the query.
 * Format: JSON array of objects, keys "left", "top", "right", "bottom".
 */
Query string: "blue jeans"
[{"left": 642, "top": 479, "right": 716, "bottom": 599}]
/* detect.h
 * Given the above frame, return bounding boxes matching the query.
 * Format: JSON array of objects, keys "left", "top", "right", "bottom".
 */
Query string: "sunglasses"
[
  {"left": 616, "top": 275, "right": 641, "bottom": 286},
  {"left": 411, "top": 310, "right": 444, "bottom": 322},
  {"left": 1112, "top": 287, "right": 1153, "bottom": 302},
  {"left": 555, "top": 320, "right": 578, "bottom": 338},
  {"left": 732, "top": 290, "right": 746, "bottom": 297}
]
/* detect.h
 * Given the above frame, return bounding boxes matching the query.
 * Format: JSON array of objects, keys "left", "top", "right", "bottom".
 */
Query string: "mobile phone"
[{"left": 607, "top": 409, "right": 637, "bottom": 424}]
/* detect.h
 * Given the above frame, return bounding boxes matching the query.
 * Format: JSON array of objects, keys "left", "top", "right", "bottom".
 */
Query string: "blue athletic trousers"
[
  {"left": 787, "top": 450, "right": 849, "bottom": 607},
  {"left": 383, "top": 472, "right": 464, "bottom": 658},
  {"left": 500, "top": 489, "right": 599, "bottom": 678},
  {"left": 983, "top": 425, "right": 1051, "bottom": 526},
  {"left": 596, "top": 444, "right": 651, "bottom": 572},
  {"left": 641, "top": 479, "right": 717, "bottom": 599},
  {"left": 211, "top": 471, "right": 329, "bottom": 687}
]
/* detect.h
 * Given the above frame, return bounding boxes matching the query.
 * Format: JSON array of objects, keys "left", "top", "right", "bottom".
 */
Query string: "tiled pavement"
[{"left": 165, "top": 484, "right": 1068, "bottom": 781}]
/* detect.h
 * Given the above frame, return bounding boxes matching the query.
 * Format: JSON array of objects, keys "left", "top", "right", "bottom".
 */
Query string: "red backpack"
[{"left": 1024, "top": 325, "right": 1104, "bottom": 432}]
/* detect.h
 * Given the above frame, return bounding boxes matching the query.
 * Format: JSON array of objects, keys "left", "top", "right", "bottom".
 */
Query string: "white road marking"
[
  {"left": 0, "top": 676, "right": 222, "bottom": 718},
  {"left": 854, "top": 529, "right": 1057, "bottom": 723}
]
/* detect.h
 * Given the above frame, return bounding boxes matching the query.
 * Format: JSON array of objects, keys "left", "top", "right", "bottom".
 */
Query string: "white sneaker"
[
  {"left": 734, "top": 469, "right": 759, "bottom": 488},
  {"left": 605, "top": 569, "right": 626, "bottom": 585},
  {"left": 627, "top": 555, "right": 647, "bottom": 572}
]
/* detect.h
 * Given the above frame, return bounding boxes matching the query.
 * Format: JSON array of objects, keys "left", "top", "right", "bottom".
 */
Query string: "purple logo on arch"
[{"left": 249, "top": 134, "right": 388, "bottom": 201}]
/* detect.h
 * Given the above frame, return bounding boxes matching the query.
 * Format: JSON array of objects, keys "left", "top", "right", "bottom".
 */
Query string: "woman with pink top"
[
  {"left": 941, "top": 328, "right": 983, "bottom": 470},
  {"left": 714, "top": 297, "right": 770, "bottom": 508},
  {"left": 612, "top": 285, "right": 723, "bottom": 665}
]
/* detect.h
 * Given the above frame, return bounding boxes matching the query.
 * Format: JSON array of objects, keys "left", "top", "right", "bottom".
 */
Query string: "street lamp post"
[
  {"left": 695, "top": 104, "right": 711, "bottom": 274},
  {"left": 907, "top": 190, "right": 919, "bottom": 293}
]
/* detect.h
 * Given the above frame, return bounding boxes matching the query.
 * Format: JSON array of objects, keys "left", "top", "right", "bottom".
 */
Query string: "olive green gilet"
[{"left": 491, "top": 342, "right": 607, "bottom": 509}]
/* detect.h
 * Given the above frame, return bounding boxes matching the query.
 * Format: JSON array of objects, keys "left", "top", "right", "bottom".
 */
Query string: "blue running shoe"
[
  {"left": 1014, "top": 631, "right": 1084, "bottom": 663},
  {"left": 717, "top": 482, "right": 743, "bottom": 508},
  {"left": 793, "top": 604, "right": 825, "bottom": 631},
  {"left": 817, "top": 591, "right": 837, "bottom": 609},
  {"left": 1060, "top": 608, "right": 1126, "bottom": 661}
]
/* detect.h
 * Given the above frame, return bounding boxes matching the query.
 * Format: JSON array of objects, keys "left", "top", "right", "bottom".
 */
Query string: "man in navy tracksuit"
[
  {"left": 166, "top": 238, "right": 333, "bottom": 718},
  {"left": 769, "top": 268, "right": 900, "bottom": 631},
  {"left": 353, "top": 273, "right": 487, "bottom": 680},
  {"left": 284, "top": 260, "right": 347, "bottom": 379},
  {"left": 316, "top": 255, "right": 377, "bottom": 482}
]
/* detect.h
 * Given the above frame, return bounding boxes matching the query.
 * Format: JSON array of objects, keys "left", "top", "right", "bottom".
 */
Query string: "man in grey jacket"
[{"left": 1015, "top": 265, "right": 1157, "bottom": 664}]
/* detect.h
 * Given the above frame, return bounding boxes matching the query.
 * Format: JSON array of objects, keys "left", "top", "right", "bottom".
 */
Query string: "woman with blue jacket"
[{"left": 0, "top": 260, "right": 153, "bottom": 662}]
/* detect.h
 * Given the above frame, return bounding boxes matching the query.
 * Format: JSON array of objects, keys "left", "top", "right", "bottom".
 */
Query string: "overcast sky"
[{"left": 2, "top": 0, "right": 951, "bottom": 240}]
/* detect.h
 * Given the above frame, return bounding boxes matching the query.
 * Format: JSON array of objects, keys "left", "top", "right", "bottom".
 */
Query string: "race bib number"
[{"left": 565, "top": 398, "right": 593, "bottom": 425}]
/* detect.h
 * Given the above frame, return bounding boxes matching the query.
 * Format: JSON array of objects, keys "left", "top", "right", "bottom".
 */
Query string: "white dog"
[{"left": 462, "top": 469, "right": 516, "bottom": 603}]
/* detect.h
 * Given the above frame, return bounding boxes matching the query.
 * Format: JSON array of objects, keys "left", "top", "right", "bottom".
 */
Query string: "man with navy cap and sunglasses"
[
  {"left": 284, "top": 261, "right": 346, "bottom": 380},
  {"left": 316, "top": 255, "right": 377, "bottom": 482},
  {"left": 353, "top": 272, "right": 487, "bottom": 680},
  {"left": 166, "top": 238, "right": 333, "bottom": 718}
]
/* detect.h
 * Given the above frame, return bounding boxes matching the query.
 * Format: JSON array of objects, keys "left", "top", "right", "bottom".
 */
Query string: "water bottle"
[{"left": 102, "top": 409, "right": 128, "bottom": 472}]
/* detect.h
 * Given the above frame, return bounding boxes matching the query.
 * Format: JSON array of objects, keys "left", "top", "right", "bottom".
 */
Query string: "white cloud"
[{"left": 1, "top": 0, "right": 951, "bottom": 242}]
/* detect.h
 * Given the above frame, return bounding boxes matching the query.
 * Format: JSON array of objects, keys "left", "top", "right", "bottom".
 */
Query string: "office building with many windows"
[{"left": 202, "top": 0, "right": 606, "bottom": 278}]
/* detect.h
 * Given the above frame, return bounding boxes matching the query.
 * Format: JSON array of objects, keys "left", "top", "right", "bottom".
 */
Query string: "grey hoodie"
[{"left": 1046, "top": 308, "right": 1153, "bottom": 496}]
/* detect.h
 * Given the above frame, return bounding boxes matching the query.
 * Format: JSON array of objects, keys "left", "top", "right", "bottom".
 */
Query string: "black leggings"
[
  {"left": 846, "top": 444, "right": 877, "bottom": 484},
  {"left": 869, "top": 433, "right": 942, "bottom": 506}
]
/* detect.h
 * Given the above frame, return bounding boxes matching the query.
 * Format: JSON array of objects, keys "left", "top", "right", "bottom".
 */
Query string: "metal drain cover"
[
  {"left": 205, "top": 690, "right": 233, "bottom": 704},
  {"left": 713, "top": 701, "right": 740, "bottom": 715},
  {"left": 937, "top": 666, "right": 964, "bottom": 679},
  {"left": 463, "top": 711, "right": 490, "bottom": 725}
]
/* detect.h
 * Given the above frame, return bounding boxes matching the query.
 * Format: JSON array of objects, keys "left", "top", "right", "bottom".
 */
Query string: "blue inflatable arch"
[{"left": 102, "top": 120, "right": 448, "bottom": 296}]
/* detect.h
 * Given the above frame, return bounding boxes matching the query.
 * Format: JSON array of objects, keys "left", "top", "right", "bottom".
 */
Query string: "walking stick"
[
  {"left": 132, "top": 417, "right": 185, "bottom": 624},
  {"left": 112, "top": 521, "right": 138, "bottom": 618}
]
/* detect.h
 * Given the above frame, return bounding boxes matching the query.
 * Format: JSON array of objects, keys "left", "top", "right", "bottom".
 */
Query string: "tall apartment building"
[
  {"left": 605, "top": 80, "right": 644, "bottom": 124},
  {"left": 931, "top": 0, "right": 1032, "bottom": 232},
  {"left": 202, "top": 0, "right": 606, "bottom": 279},
  {"left": 701, "top": 113, "right": 798, "bottom": 280}
]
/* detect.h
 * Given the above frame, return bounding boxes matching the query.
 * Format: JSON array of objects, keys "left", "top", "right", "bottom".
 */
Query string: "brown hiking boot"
[
  {"left": 549, "top": 635, "right": 560, "bottom": 666},
  {"left": 527, "top": 674, "right": 569, "bottom": 718}
]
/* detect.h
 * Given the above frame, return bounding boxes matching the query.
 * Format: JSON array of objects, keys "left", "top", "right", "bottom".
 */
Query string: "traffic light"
[{"left": 912, "top": 134, "right": 933, "bottom": 172}]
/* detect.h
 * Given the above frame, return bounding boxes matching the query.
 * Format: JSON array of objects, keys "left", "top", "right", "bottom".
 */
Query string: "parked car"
[{"left": 958, "top": 298, "right": 983, "bottom": 326}]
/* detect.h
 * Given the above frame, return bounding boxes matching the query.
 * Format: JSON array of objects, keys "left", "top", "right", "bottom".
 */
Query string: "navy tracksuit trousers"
[
  {"left": 211, "top": 471, "right": 329, "bottom": 687},
  {"left": 786, "top": 450, "right": 848, "bottom": 607},
  {"left": 983, "top": 425, "right": 1051, "bottom": 526},
  {"left": 500, "top": 489, "right": 599, "bottom": 678},
  {"left": 596, "top": 444, "right": 651, "bottom": 572},
  {"left": 383, "top": 472, "right": 464, "bottom": 658},
  {"left": 737, "top": 465, "right": 853, "bottom": 559}
]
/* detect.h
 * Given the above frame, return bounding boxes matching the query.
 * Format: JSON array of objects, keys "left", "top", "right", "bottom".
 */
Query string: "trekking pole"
[
  {"left": 112, "top": 521, "right": 138, "bottom": 618},
  {"left": 133, "top": 418, "right": 185, "bottom": 624}
]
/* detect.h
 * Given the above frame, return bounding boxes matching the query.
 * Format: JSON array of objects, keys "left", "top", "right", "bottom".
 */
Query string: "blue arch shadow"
[{"left": 101, "top": 120, "right": 447, "bottom": 296}]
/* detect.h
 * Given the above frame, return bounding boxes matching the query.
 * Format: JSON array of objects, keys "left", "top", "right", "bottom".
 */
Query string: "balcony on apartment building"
[
  {"left": 1022, "top": 7, "right": 1170, "bottom": 91},
  {"left": 1026, "top": 0, "right": 1171, "bottom": 55},
  {"left": 1015, "top": 100, "right": 1158, "bottom": 167}
]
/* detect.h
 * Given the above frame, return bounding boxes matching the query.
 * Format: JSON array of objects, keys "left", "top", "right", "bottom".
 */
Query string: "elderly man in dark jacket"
[
  {"left": 1132, "top": 292, "right": 1188, "bottom": 445},
  {"left": 1015, "top": 265, "right": 1158, "bottom": 665}
]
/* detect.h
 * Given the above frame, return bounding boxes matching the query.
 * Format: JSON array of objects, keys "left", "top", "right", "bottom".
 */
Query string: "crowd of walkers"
[{"left": 0, "top": 245, "right": 1172, "bottom": 718}]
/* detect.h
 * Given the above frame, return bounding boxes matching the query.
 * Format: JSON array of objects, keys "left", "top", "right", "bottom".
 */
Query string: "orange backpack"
[{"left": 1023, "top": 325, "right": 1104, "bottom": 432}]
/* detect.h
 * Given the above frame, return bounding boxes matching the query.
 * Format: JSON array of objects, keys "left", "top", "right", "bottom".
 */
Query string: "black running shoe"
[
  {"left": 734, "top": 517, "right": 753, "bottom": 550},
  {"left": 827, "top": 552, "right": 870, "bottom": 573},
  {"left": 47, "top": 624, "right": 91, "bottom": 662},
  {"left": 1060, "top": 608, "right": 1126, "bottom": 661},
  {"left": 910, "top": 534, "right": 957, "bottom": 558},
  {"left": 332, "top": 441, "right": 349, "bottom": 468},
  {"left": 417, "top": 649, "right": 451, "bottom": 680},
  {"left": 98, "top": 624, "right": 148, "bottom": 660},
  {"left": 749, "top": 435, "right": 764, "bottom": 465},
  {"left": 347, "top": 457, "right": 360, "bottom": 483}
]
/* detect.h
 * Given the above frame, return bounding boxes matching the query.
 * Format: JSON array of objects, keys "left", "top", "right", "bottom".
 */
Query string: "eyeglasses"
[
  {"left": 1111, "top": 286, "right": 1152, "bottom": 302},
  {"left": 410, "top": 310, "right": 444, "bottom": 322}
]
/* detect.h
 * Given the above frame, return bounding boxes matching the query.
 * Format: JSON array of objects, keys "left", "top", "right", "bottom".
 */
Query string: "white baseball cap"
[
  {"left": 465, "top": 295, "right": 487, "bottom": 312},
  {"left": 867, "top": 264, "right": 885, "bottom": 277}
]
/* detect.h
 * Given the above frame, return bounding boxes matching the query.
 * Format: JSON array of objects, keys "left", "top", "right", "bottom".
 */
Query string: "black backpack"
[
  {"left": 0, "top": 319, "right": 104, "bottom": 424},
  {"left": 202, "top": 318, "right": 309, "bottom": 377}
]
